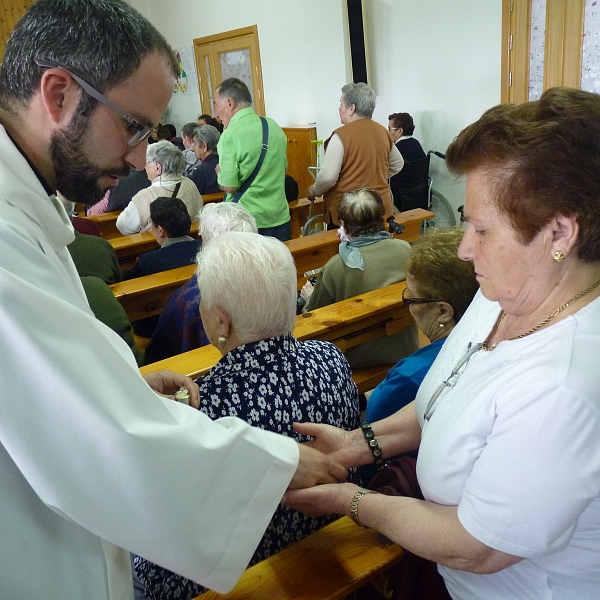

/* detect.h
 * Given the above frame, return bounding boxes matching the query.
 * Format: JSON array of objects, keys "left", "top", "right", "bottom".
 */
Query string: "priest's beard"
[{"left": 50, "top": 110, "right": 129, "bottom": 207}]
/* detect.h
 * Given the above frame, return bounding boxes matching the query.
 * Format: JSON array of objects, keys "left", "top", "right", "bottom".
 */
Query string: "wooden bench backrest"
[
  {"left": 81, "top": 192, "right": 224, "bottom": 240},
  {"left": 139, "top": 281, "right": 411, "bottom": 385},
  {"left": 112, "top": 209, "right": 432, "bottom": 321},
  {"left": 111, "top": 209, "right": 433, "bottom": 321},
  {"left": 195, "top": 516, "right": 402, "bottom": 600}
]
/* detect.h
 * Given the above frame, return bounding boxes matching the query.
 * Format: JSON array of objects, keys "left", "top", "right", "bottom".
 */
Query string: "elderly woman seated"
[
  {"left": 116, "top": 140, "right": 202, "bottom": 235},
  {"left": 189, "top": 124, "right": 221, "bottom": 195},
  {"left": 366, "top": 227, "right": 478, "bottom": 423},
  {"left": 134, "top": 232, "right": 361, "bottom": 600},
  {"left": 302, "top": 187, "right": 419, "bottom": 368},
  {"left": 143, "top": 202, "right": 258, "bottom": 364}
]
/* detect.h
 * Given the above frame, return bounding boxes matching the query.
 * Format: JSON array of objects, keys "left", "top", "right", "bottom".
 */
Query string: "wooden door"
[
  {"left": 501, "top": 0, "right": 585, "bottom": 103},
  {"left": 194, "top": 26, "right": 265, "bottom": 117}
]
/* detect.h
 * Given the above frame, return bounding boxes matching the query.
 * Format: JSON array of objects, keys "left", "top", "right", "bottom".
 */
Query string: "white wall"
[
  {"left": 129, "top": 0, "right": 502, "bottom": 212},
  {"left": 365, "top": 0, "right": 502, "bottom": 214},
  {"left": 128, "top": 0, "right": 349, "bottom": 141}
]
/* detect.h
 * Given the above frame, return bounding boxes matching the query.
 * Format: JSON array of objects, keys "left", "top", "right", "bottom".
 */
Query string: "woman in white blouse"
[
  {"left": 285, "top": 87, "right": 600, "bottom": 600},
  {"left": 116, "top": 140, "right": 202, "bottom": 235}
]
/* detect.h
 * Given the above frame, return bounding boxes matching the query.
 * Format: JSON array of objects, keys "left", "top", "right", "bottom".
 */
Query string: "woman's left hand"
[
  {"left": 141, "top": 369, "right": 200, "bottom": 408},
  {"left": 283, "top": 482, "right": 359, "bottom": 517}
]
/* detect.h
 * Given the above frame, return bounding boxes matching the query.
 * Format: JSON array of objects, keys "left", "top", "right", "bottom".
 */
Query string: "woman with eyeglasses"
[
  {"left": 284, "top": 87, "right": 600, "bottom": 600},
  {"left": 365, "top": 227, "right": 478, "bottom": 424},
  {"left": 116, "top": 140, "right": 202, "bottom": 235}
]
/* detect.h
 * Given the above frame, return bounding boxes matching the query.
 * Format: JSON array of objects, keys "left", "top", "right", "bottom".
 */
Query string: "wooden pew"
[
  {"left": 195, "top": 517, "right": 403, "bottom": 600},
  {"left": 112, "top": 264, "right": 197, "bottom": 322},
  {"left": 140, "top": 281, "right": 411, "bottom": 395},
  {"left": 113, "top": 210, "right": 432, "bottom": 322},
  {"left": 110, "top": 222, "right": 200, "bottom": 271},
  {"left": 82, "top": 211, "right": 123, "bottom": 239},
  {"left": 82, "top": 192, "right": 224, "bottom": 241},
  {"left": 202, "top": 192, "right": 225, "bottom": 204}
]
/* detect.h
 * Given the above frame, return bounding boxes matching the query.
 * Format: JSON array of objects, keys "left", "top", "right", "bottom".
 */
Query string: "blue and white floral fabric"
[{"left": 135, "top": 334, "right": 360, "bottom": 600}]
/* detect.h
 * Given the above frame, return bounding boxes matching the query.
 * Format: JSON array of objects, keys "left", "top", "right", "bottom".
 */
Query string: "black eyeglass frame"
[
  {"left": 35, "top": 57, "right": 154, "bottom": 147},
  {"left": 401, "top": 286, "right": 443, "bottom": 306}
]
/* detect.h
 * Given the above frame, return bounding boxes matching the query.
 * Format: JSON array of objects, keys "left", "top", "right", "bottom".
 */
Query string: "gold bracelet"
[{"left": 349, "top": 489, "right": 379, "bottom": 528}]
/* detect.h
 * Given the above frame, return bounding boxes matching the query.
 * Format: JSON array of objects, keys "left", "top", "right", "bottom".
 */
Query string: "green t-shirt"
[{"left": 217, "top": 107, "right": 290, "bottom": 229}]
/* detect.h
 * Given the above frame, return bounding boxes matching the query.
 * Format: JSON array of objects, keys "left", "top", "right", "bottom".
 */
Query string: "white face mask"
[{"left": 337, "top": 225, "right": 351, "bottom": 243}]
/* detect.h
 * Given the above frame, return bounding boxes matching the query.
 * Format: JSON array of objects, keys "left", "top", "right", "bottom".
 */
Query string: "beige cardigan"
[{"left": 132, "top": 175, "right": 202, "bottom": 232}]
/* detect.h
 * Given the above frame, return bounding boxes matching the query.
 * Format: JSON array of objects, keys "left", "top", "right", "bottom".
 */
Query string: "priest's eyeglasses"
[{"left": 35, "top": 58, "right": 154, "bottom": 147}]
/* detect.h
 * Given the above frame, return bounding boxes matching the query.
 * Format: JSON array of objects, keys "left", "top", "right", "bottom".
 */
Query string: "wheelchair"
[{"left": 390, "top": 150, "right": 456, "bottom": 228}]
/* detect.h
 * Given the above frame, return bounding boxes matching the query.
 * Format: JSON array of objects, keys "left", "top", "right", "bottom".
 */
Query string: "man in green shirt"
[{"left": 214, "top": 78, "right": 291, "bottom": 241}]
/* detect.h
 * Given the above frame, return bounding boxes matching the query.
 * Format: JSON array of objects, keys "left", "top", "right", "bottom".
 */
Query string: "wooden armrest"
[{"left": 195, "top": 516, "right": 402, "bottom": 600}]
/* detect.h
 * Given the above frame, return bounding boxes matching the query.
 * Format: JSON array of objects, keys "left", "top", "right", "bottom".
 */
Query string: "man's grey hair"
[
  {"left": 196, "top": 232, "right": 296, "bottom": 343},
  {"left": 181, "top": 122, "right": 198, "bottom": 139},
  {"left": 146, "top": 141, "right": 185, "bottom": 177},
  {"left": 0, "top": 0, "right": 178, "bottom": 115},
  {"left": 193, "top": 125, "right": 221, "bottom": 153},
  {"left": 216, "top": 78, "right": 252, "bottom": 108},
  {"left": 198, "top": 202, "right": 257, "bottom": 243},
  {"left": 341, "top": 82, "right": 376, "bottom": 118}
]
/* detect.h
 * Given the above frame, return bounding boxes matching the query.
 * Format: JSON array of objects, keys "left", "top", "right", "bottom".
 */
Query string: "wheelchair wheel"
[{"left": 425, "top": 189, "right": 456, "bottom": 229}]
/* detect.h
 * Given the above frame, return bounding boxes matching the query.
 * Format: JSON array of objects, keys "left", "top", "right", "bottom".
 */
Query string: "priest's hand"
[
  {"left": 141, "top": 369, "right": 200, "bottom": 408},
  {"left": 287, "top": 444, "right": 347, "bottom": 489}
]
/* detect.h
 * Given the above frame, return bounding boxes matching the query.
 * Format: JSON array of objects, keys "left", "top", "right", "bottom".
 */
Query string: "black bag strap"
[
  {"left": 232, "top": 116, "right": 268, "bottom": 203},
  {"left": 171, "top": 181, "right": 181, "bottom": 198}
]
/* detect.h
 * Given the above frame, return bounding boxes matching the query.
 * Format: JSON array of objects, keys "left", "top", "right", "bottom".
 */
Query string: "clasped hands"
[{"left": 285, "top": 422, "right": 361, "bottom": 518}]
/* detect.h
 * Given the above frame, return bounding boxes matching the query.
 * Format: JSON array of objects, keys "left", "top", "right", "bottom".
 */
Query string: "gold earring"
[
  {"left": 217, "top": 335, "right": 227, "bottom": 344},
  {"left": 554, "top": 250, "right": 565, "bottom": 262}
]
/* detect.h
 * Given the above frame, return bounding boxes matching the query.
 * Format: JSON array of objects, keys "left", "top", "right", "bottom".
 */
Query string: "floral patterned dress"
[{"left": 135, "top": 334, "right": 361, "bottom": 600}]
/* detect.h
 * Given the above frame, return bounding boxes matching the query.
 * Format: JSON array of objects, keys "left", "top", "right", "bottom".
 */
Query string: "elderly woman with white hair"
[
  {"left": 189, "top": 124, "right": 221, "bottom": 195},
  {"left": 144, "top": 202, "right": 258, "bottom": 364},
  {"left": 116, "top": 140, "right": 202, "bottom": 235},
  {"left": 135, "top": 232, "right": 360, "bottom": 600},
  {"left": 308, "top": 82, "right": 403, "bottom": 226}
]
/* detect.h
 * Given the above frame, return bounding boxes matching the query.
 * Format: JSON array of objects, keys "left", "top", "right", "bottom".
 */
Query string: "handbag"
[
  {"left": 231, "top": 116, "right": 268, "bottom": 203},
  {"left": 368, "top": 457, "right": 452, "bottom": 600}
]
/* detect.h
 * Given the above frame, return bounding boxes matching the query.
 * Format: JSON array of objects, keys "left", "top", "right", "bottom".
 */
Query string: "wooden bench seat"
[
  {"left": 194, "top": 517, "right": 402, "bottom": 600},
  {"left": 113, "top": 209, "right": 433, "bottom": 322}
]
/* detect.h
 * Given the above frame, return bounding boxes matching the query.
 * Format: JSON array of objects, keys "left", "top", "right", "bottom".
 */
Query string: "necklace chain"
[{"left": 481, "top": 278, "right": 600, "bottom": 351}]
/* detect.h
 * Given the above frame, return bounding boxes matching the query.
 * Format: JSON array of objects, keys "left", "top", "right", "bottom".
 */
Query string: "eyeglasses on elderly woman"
[{"left": 401, "top": 286, "right": 443, "bottom": 306}]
